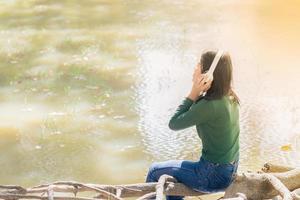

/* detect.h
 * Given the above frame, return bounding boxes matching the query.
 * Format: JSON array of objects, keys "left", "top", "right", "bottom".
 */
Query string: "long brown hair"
[{"left": 200, "top": 50, "right": 240, "bottom": 104}]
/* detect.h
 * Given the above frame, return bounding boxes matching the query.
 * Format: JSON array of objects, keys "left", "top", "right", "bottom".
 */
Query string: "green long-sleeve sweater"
[{"left": 168, "top": 95, "right": 239, "bottom": 164}]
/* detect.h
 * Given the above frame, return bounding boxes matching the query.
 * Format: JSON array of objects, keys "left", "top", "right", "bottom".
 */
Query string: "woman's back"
[{"left": 196, "top": 95, "right": 239, "bottom": 164}]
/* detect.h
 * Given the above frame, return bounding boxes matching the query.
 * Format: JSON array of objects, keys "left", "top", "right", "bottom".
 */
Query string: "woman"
[{"left": 145, "top": 50, "right": 240, "bottom": 200}]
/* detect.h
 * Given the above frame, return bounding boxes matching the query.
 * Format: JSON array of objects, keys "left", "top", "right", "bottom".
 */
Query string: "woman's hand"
[{"left": 188, "top": 63, "right": 212, "bottom": 102}]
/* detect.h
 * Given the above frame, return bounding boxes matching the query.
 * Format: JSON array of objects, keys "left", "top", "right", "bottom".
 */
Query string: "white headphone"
[
  {"left": 202, "top": 50, "right": 224, "bottom": 96},
  {"left": 206, "top": 50, "right": 224, "bottom": 81}
]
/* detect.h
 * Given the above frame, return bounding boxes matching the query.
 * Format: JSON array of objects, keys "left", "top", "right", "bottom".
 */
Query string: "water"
[{"left": 1, "top": 0, "right": 300, "bottom": 190}]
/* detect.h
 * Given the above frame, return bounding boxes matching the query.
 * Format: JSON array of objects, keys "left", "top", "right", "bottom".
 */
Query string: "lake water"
[{"left": 1, "top": 0, "right": 300, "bottom": 190}]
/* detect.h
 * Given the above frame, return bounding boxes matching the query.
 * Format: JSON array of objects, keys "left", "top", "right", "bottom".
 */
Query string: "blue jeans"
[{"left": 145, "top": 156, "right": 239, "bottom": 200}]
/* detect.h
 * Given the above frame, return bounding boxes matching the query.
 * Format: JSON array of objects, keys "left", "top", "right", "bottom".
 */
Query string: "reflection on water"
[
  {"left": 1, "top": 0, "right": 300, "bottom": 189},
  {"left": 0, "top": 0, "right": 146, "bottom": 186}
]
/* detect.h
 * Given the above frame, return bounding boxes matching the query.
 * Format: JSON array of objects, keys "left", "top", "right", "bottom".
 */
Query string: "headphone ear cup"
[
  {"left": 207, "top": 74, "right": 214, "bottom": 82},
  {"left": 203, "top": 73, "right": 213, "bottom": 84}
]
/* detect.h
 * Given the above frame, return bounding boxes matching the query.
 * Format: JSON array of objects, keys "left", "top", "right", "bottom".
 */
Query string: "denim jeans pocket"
[
  {"left": 207, "top": 163, "right": 235, "bottom": 190},
  {"left": 194, "top": 158, "right": 238, "bottom": 192}
]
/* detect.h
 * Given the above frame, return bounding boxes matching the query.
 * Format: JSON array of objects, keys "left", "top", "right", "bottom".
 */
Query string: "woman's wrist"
[{"left": 187, "top": 91, "right": 202, "bottom": 102}]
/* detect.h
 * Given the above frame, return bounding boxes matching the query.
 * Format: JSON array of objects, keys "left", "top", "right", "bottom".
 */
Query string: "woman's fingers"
[
  {"left": 192, "top": 67, "right": 197, "bottom": 82},
  {"left": 204, "top": 80, "right": 212, "bottom": 91},
  {"left": 199, "top": 74, "right": 210, "bottom": 84},
  {"left": 203, "top": 79, "right": 212, "bottom": 91},
  {"left": 195, "top": 75, "right": 212, "bottom": 91},
  {"left": 193, "top": 66, "right": 201, "bottom": 82},
  {"left": 192, "top": 69, "right": 213, "bottom": 92},
  {"left": 196, "top": 75, "right": 205, "bottom": 84}
]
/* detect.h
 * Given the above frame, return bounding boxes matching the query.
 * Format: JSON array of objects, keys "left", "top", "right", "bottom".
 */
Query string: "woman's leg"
[{"left": 145, "top": 159, "right": 207, "bottom": 200}]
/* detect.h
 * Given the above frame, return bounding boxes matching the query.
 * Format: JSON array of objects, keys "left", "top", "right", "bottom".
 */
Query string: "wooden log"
[
  {"left": 0, "top": 182, "right": 204, "bottom": 199},
  {"left": 262, "top": 163, "right": 294, "bottom": 173},
  {"left": 1, "top": 163, "right": 300, "bottom": 200},
  {"left": 224, "top": 169, "right": 300, "bottom": 199}
]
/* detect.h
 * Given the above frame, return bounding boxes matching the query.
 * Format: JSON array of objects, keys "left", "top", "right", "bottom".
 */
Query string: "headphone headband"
[
  {"left": 201, "top": 50, "right": 224, "bottom": 97},
  {"left": 207, "top": 50, "right": 224, "bottom": 78}
]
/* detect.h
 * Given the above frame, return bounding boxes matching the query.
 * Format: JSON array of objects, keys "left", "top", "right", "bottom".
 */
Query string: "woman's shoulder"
[
  {"left": 193, "top": 96, "right": 215, "bottom": 112},
  {"left": 196, "top": 95, "right": 226, "bottom": 104},
  {"left": 196, "top": 95, "right": 239, "bottom": 111},
  {"left": 194, "top": 96, "right": 213, "bottom": 106}
]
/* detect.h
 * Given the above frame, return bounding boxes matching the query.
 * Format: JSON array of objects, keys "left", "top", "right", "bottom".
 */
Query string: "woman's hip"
[
  {"left": 146, "top": 157, "right": 238, "bottom": 192},
  {"left": 196, "top": 156, "right": 239, "bottom": 191}
]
